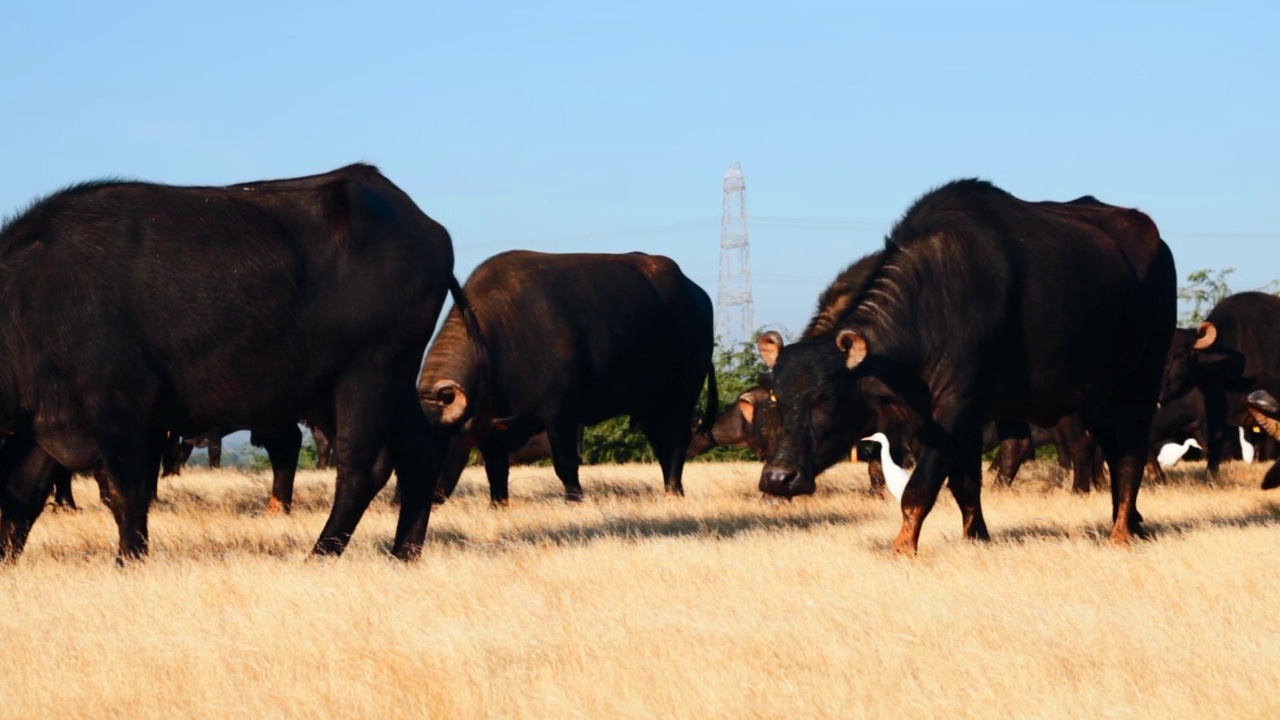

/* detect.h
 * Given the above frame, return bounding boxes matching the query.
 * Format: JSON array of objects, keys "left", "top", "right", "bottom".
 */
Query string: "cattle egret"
[
  {"left": 1240, "top": 427, "right": 1255, "bottom": 464},
  {"left": 1157, "top": 438, "right": 1201, "bottom": 468},
  {"left": 861, "top": 432, "right": 910, "bottom": 501}
]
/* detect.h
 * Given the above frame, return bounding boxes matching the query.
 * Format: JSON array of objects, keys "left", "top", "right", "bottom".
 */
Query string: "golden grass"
[{"left": 2, "top": 459, "right": 1279, "bottom": 719}]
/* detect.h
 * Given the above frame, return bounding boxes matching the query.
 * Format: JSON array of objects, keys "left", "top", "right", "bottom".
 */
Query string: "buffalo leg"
[
  {"left": 429, "top": 435, "right": 474, "bottom": 505},
  {"left": 993, "top": 438, "right": 1032, "bottom": 486},
  {"left": 1086, "top": 413, "right": 1148, "bottom": 543},
  {"left": 1055, "top": 415, "right": 1098, "bottom": 494},
  {"left": 1263, "top": 461, "right": 1280, "bottom": 490},
  {"left": 993, "top": 419, "right": 1032, "bottom": 486},
  {"left": 1068, "top": 431, "right": 1098, "bottom": 495},
  {"left": 946, "top": 432, "right": 989, "bottom": 541},
  {"left": 1144, "top": 445, "right": 1167, "bottom": 484},
  {"left": 98, "top": 431, "right": 166, "bottom": 563},
  {"left": 478, "top": 435, "right": 512, "bottom": 506},
  {"left": 892, "top": 404, "right": 972, "bottom": 556},
  {"left": 640, "top": 412, "right": 693, "bottom": 496},
  {"left": 366, "top": 445, "right": 397, "bottom": 504},
  {"left": 867, "top": 457, "right": 887, "bottom": 495},
  {"left": 207, "top": 438, "right": 222, "bottom": 469},
  {"left": 51, "top": 471, "right": 78, "bottom": 511},
  {"left": 388, "top": 393, "right": 441, "bottom": 561},
  {"left": 891, "top": 446, "right": 951, "bottom": 556},
  {"left": 313, "top": 372, "right": 397, "bottom": 557},
  {"left": 547, "top": 419, "right": 584, "bottom": 502},
  {"left": 0, "top": 435, "right": 65, "bottom": 562},
  {"left": 258, "top": 423, "right": 302, "bottom": 515},
  {"left": 311, "top": 426, "right": 333, "bottom": 471}
]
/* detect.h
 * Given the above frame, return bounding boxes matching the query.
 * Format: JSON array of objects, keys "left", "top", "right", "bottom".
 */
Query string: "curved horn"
[
  {"left": 758, "top": 331, "right": 784, "bottom": 369},
  {"left": 1249, "top": 408, "right": 1280, "bottom": 442},
  {"left": 836, "top": 329, "right": 868, "bottom": 369},
  {"left": 426, "top": 380, "right": 468, "bottom": 426},
  {"left": 1193, "top": 322, "right": 1217, "bottom": 350},
  {"left": 737, "top": 392, "right": 758, "bottom": 425}
]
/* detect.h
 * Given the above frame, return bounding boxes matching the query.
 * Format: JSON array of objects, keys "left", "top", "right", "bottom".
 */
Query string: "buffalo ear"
[
  {"left": 836, "top": 329, "right": 868, "bottom": 369},
  {"left": 1193, "top": 322, "right": 1217, "bottom": 350},
  {"left": 758, "top": 331, "right": 784, "bottom": 368}
]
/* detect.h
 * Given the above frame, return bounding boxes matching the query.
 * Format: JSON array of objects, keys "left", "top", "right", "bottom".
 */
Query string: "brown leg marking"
[{"left": 891, "top": 505, "right": 926, "bottom": 557}]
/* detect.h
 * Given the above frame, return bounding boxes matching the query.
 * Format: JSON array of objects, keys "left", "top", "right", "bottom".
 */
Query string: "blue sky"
[{"left": 3, "top": 0, "right": 1277, "bottom": 338}]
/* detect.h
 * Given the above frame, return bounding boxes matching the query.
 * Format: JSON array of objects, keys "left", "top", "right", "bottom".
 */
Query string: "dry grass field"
[{"left": 2, "top": 458, "right": 1278, "bottom": 719}]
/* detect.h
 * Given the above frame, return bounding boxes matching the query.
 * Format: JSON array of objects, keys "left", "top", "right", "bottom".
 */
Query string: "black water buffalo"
[
  {"left": 0, "top": 163, "right": 453, "bottom": 563},
  {"left": 53, "top": 422, "right": 326, "bottom": 514},
  {"left": 689, "top": 383, "right": 914, "bottom": 495},
  {"left": 162, "top": 423, "right": 322, "bottom": 514},
  {"left": 758, "top": 180, "right": 1175, "bottom": 555},
  {"left": 418, "top": 251, "right": 716, "bottom": 504},
  {"left": 1162, "top": 293, "right": 1280, "bottom": 483},
  {"left": 686, "top": 387, "right": 778, "bottom": 460},
  {"left": 167, "top": 425, "right": 333, "bottom": 473}
]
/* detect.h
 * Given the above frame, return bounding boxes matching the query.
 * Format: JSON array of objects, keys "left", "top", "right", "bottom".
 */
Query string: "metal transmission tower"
[{"left": 716, "top": 162, "right": 755, "bottom": 344}]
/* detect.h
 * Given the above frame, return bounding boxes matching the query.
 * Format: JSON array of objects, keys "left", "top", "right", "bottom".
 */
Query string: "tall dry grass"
[{"left": 1, "top": 459, "right": 1278, "bottom": 719}]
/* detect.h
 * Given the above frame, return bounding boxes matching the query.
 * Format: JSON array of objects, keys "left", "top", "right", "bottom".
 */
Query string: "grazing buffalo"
[
  {"left": 745, "top": 251, "right": 916, "bottom": 495},
  {"left": 418, "top": 251, "right": 716, "bottom": 504},
  {"left": 0, "top": 163, "right": 453, "bottom": 563},
  {"left": 758, "top": 180, "right": 1175, "bottom": 555},
  {"left": 688, "top": 382, "right": 905, "bottom": 495},
  {"left": 686, "top": 386, "right": 778, "bottom": 460},
  {"left": 1162, "top": 293, "right": 1280, "bottom": 481}
]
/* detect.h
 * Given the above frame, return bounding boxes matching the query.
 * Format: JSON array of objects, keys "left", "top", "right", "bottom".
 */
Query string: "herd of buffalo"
[{"left": 1, "top": 163, "right": 1277, "bottom": 565}]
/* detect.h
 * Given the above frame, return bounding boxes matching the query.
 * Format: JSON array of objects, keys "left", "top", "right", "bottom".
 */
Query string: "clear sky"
[{"left": 3, "top": 0, "right": 1277, "bottom": 338}]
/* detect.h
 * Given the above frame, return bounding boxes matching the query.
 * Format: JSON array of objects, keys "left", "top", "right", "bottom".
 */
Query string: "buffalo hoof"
[
  {"left": 1108, "top": 520, "right": 1146, "bottom": 546},
  {"left": 889, "top": 537, "right": 918, "bottom": 558},
  {"left": 564, "top": 490, "right": 585, "bottom": 503},
  {"left": 489, "top": 498, "right": 509, "bottom": 509},
  {"left": 963, "top": 518, "right": 991, "bottom": 542}
]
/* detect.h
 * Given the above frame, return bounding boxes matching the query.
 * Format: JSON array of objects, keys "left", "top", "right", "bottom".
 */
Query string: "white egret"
[
  {"left": 861, "top": 432, "right": 909, "bottom": 501},
  {"left": 1156, "top": 438, "right": 1201, "bottom": 468},
  {"left": 1240, "top": 427, "right": 1255, "bottom": 464}
]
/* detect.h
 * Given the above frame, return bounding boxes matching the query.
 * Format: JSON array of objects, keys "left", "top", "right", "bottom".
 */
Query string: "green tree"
[
  {"left": 1178, "top": 268, "right": 1234, "bottom": 325},
  {"left": 297, "top": 430, "right": 320, "bottom": 470}
]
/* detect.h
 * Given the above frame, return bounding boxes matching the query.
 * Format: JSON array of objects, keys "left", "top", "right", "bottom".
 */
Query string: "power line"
[{"left": 1162, "top": 231, "right": 1280, "bottom": 239}]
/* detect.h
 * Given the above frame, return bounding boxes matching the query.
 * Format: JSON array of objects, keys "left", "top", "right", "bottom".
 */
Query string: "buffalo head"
[
  {"left": 755, "top": 330, "right": 872, "bottom": 497},
  {"left": 1159, "top": 325, "right": 1218, "bottom": 404}
]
